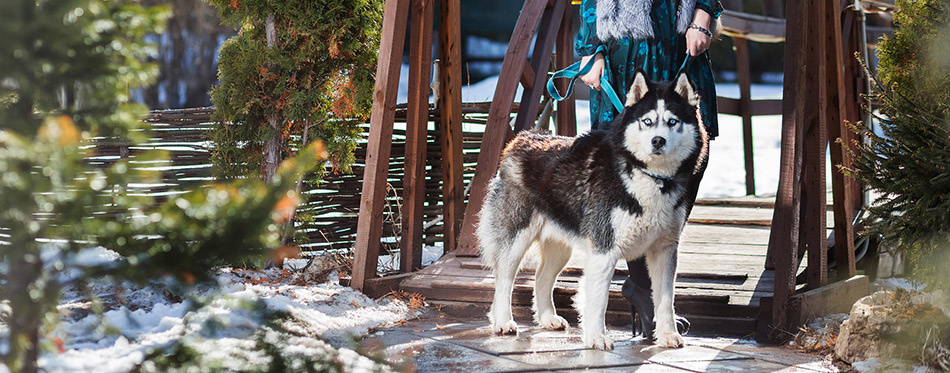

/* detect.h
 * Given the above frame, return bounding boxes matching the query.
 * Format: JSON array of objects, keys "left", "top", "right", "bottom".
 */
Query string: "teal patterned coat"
[{"left": 575, "top": 0, "right": 723, "bottom": 138}]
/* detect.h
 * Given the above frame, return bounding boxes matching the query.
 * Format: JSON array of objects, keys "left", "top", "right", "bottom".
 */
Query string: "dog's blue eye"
[
  {"left": 643, "top": 118, "right": 653, "bottom": 126},
  {"left": 668, "top": 119, "right": 678, "bottom": 126}
]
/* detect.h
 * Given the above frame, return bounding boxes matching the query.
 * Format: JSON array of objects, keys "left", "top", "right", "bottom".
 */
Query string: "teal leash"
[
  {"left": 547, "top": 46, "right": 625, "bottom": 114},
  {"left": 678, "top": 54, "right": 692, "bottom": 75},
  {"left": 547, "top": 52, "right": 694, "bottom": 116}
]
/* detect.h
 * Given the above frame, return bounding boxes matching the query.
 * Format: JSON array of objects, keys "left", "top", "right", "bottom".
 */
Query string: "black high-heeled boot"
[{"left": 622, "top": 259, "right": 690, "bottom": 339}]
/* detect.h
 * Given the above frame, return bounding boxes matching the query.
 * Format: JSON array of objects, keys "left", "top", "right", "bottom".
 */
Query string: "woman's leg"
[{"left": 622, "top": 257, "right": 655, "bottom": 338}]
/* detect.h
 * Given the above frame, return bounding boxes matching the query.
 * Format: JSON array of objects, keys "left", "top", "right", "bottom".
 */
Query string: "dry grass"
[
  {"left": 889, "top": 288, "right": 945, "bottom": 320},
  {"left": 791, "top": 315, "right": 846, "bottom": 355},
  {"left": 922, "top": 324, "right": 950, "bottom": 371},
  {"left": 387, "top": 290, "right": 427, "bottom": 311}
]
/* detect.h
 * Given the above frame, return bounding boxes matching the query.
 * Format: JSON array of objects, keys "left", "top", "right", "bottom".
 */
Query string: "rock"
[
  {"left": 302, "top": 255, "right": 342, "bottom": 283},
  {"left": 836, "top": 289, "right": 950, "bottom": 364}
]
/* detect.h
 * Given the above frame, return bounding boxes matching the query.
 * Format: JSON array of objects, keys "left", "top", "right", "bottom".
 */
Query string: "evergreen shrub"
[
  {"left": 205, "top": 0, "right": 383, "bottom": 180},
  {"left": 848, "top": 0, "right": 950, "bottom": 289}
]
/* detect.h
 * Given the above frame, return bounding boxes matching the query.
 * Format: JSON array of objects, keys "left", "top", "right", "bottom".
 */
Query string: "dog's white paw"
[
  {"left": 491, "top": 319, "right": 518, "bottom": 334},
  {"left": 655, "top": 331, "right": 684, "bottom": 348},
  {"left": 584, "top": 333, "right": 614, "bottom": 350},
  {"left": 537, "top": 313, "right": 569, "bottom": 330}
]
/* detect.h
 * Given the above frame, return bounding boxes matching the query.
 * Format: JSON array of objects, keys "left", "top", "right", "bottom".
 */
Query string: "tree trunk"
[
  {"left": 4, "top": 242, "right": 42, "bottom": 373},
  {"left": 262, "top": 13, "right": 281, "bottom": 181},
  {"left": 167, "top": 14, "right": 184, "bottom": 108}
]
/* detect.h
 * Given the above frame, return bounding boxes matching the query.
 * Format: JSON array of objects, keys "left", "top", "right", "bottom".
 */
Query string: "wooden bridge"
[
  {"left": 401, "top": 198, "right": 780, "bottom": 337},
  {"left": 348, "top": 0, "right": 890, "bottom": 340}
]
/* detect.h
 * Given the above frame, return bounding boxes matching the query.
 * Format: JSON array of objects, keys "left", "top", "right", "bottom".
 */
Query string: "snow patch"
[
  {"left": 3, "top": 268, "right": 418, "bottom": 372},
  {"left": 872, "top": 277, "right": 924, "bottom": 292}
]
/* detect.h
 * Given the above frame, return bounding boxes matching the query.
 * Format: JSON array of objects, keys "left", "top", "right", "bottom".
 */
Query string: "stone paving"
[{"left": 359, "top": 313, "right": 838, "bottom": 372}]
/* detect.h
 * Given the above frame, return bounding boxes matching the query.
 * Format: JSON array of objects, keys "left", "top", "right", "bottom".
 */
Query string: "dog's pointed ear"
[
  {"left": 673, "top": 71, "right": 699, "bottom": 107},
  {"left": 625, "top": 70, "right": 649, "bottom": 107}
]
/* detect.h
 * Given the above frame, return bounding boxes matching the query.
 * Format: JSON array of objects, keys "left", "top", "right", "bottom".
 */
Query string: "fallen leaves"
[{"left": 388, "top": 290, "right": 427, "bottom": 311}]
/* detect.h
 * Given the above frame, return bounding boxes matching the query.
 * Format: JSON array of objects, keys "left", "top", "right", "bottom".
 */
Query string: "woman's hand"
[
  {"left": 686, "top": 9, "right": 713, "bottom": 56},
  {"left": 580, "top": 53, "right": 605, "bottom": 91}
]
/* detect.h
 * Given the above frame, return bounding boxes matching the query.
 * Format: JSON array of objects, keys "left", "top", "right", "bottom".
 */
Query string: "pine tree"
[
  {"left": 205, "top": 0, "right": 383, "bottom": 181},
  {"left": 1, "top": 2, "right": 169, "bottom": 370},
  {"left": 848, "top": 0, "right": 950, "bottom": 288},
  {"left": 0, "top": 1, "right": 324, "bottom": 371}
]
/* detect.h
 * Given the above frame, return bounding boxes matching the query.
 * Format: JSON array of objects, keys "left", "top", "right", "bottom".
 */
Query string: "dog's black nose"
[{"left": 652, "top": 136, "right": 666, "bottom": 149}]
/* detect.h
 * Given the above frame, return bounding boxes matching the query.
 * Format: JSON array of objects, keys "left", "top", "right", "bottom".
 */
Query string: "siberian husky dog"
[{"left": 478, "top": 69, "right": 708, "bottom": 350}]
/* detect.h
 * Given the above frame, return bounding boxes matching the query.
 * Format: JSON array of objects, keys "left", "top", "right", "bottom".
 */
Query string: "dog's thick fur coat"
[{"left": 478, "top": 70, "right": 708, "bottom": 350}]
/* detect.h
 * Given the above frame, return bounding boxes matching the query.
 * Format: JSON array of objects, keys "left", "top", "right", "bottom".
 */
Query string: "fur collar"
[{"left": 596, "top": 0, "right": 696, "bottom": 41}]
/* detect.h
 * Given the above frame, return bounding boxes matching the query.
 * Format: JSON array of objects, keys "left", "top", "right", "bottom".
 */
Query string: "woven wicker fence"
[{"left": 86, "top": 106, "right": 499, "bottom": 256}]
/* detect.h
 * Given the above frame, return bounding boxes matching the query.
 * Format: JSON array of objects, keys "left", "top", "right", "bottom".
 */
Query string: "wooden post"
[
  {"left": 351, "top": 0, "right": 410, "bottom": 291},
  {"left": 400, "top": 0, "right": 434, "bottom": 273},
  {"left": 801, "top": 2, "right": 828, "bottom": 290},
  {"left": 455, "top": 0, "right": 551, "bottom": 256},
  {"left": 841, "top": 2, "right": 865, "bottom": 216},
  {"left": 512, "top": 0, "right": 566, "bottom": 132},
  {"left": 438, "top": 0, "right": 464, "bottom": 252},
  {"left": 555, "top": 2, "right": 576, "bottom": 137},
  {"left": 734, "top": 36, "right": 756, "bottom": 196},
  {"left": 825, "top": 0, "right": 856, "bottom": 280},
  {"left": 768, "top": 0, "right": 806, "bottom": 334}
]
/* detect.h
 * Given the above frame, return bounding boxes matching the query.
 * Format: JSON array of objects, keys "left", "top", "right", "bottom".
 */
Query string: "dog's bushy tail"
[
  {"left": 477, "top": 173, "right": 535, "bottom": 271},
  {"left": 478, "top": 176, "right": 505, "bottom": 271}
]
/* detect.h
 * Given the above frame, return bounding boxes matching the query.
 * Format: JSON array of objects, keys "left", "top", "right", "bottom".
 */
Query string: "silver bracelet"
[{"left": 689, "top": 23, "right": 712, "bottom": 38}]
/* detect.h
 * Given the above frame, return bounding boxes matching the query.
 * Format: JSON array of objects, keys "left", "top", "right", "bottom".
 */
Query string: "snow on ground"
[
  {"left": 0, "top": 248, "right": 420, "bottom": 373},
  {"left": 707, "top": 84, "right": 785, "bottom": 198},
  {"left": 376, "top": 242, "right": 445, "bottom": 274},
  {"left": 871, "top": 277, "right": 924, "bottom": 292}
]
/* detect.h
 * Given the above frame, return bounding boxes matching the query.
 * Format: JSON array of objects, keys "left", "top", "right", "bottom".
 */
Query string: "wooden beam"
[
  {"left": 734, "top": 37, "right": 756, "bottom": 196},
  {"left": 520, "top": 60, "right": 535, "bottom": 90},
  {"left": 399, "top": 0, "right": 434, "bottom": 274},
  {"left": 555, "top": 2, "right": 576, "bottom": 137},
  {"left": 455, "top": 0, "right": 550, "bottom": 256},
  {"left": 825, "top": 0, "right": 857, "bottom": 280},
  {"left": 767, "top": 0, "right": 806, "bottom": 333},
  {"left": 788, "top": 275, "right": 869, "bottom": 325},
  {"left": 363, "top": 273, "right": 415, "bottom": 298},
  {"left": 842, "top": 3, "right": 866, "bottom": 216},
  {"left": 513, "top": 0, "right": 566, "bottom": 132},
  {"left": 802, "top": 2, "right": 828, "bottom": 290},
  {"left": 351, "top": 0, "right": 410, "bottom": 291},
  {"left": 438, "top": 0, "right": 464, "bottom": 252},
  {"left": 716, "top": 97, "right": 783, "bottom": 116},
  {"left": 720, "top": 10, "right": 787, "bottom": 42}
]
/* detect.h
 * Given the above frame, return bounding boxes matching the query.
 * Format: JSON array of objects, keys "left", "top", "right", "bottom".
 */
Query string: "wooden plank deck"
[{"left": 401, "top": 197, "right": 801, "bottom": 337}]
